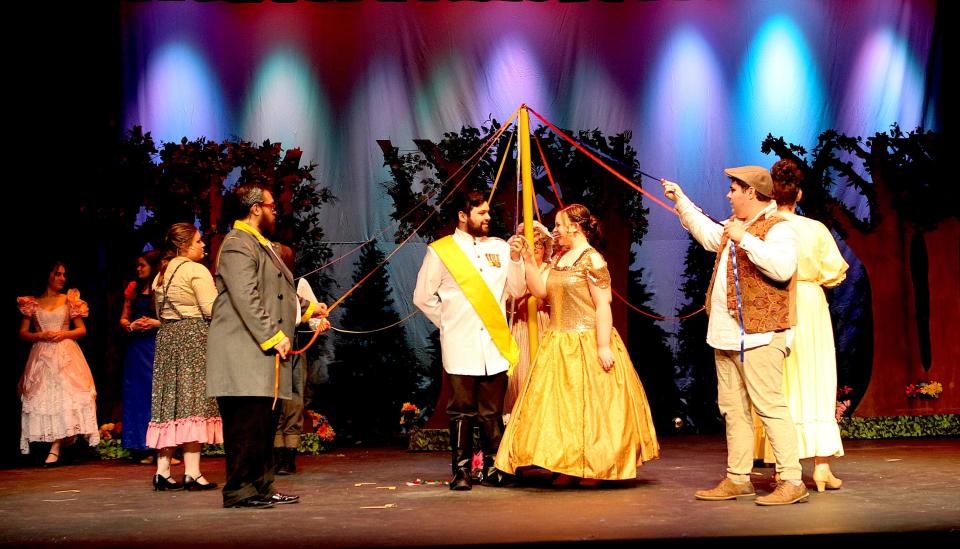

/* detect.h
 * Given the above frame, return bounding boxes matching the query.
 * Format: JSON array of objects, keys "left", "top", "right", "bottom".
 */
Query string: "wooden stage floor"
[{"left": 1, "top": 436, "right": 957, "bottom": 547}]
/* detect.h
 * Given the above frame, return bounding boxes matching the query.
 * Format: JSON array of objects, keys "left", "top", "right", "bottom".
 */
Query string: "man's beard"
[
  {"left": 465, "top": 219, "right": 489, "bottom": 237},
  {"left": 260, "top": 216, "right": 276, "bottom": 237}
]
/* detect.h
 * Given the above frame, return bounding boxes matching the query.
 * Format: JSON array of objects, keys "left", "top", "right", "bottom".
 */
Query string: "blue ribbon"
[{"left": 729, "top": 240, "right": 746, "bottom": 364}]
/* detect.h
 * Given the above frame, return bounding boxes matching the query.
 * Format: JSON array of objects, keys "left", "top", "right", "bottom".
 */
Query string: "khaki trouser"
[
  {"left": 273, "top": 394, "right": 304, "bottom": 449},
  {"left": 274, "top": 352, "right": 305, "bottom": 450},
  {"left": 715, "top": 332, "right": 802, "bottom": 481}
]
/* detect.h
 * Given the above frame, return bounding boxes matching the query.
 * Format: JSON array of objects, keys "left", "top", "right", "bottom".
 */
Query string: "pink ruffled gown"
[{"left": 17, "top": 296, "right": 100, "bottom": 453}]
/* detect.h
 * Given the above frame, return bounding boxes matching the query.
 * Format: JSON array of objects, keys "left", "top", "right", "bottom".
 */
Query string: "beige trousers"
[{"left": 715, "top": 332, "right": 802, "bottom": 481}]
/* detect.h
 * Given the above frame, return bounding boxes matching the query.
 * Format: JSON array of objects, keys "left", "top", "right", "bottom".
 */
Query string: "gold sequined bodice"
[{"left": 546, "top": 248, "right": 611, "bottom": 332}]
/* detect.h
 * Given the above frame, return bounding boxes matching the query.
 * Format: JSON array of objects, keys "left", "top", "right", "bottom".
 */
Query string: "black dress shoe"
[
  {"left": 269, "top": 492, "right": 300, "bottom": 505},
  {"left": 450, "top": 468, "right": 472, "bottom": 491},
  {"left": 152, "top": 474, "right": 184, "bottom": 491},
  {"left": 227, "top": 497, "right": 274, "bottom": 509},
  {"left": 480, "top": 467, "right": 514, "bottom": 487},
  {"left": 183, "top": 474, "right": 219, "bottom": 491}
]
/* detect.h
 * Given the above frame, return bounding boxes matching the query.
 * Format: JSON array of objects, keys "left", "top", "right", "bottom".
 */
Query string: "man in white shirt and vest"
[
  {"left": 413, "top": 191, "right": 526, "bottom": 490},
  {"left": 662, "top": 166, "right": 808, "bottom": 506}
]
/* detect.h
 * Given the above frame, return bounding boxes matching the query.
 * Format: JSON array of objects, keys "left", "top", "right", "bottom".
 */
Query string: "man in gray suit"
[{"left": 207, "top": 183, "right": 330, "bottom": 509}]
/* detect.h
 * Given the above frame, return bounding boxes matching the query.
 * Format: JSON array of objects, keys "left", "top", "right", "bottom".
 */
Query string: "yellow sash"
[{"left": 430, "top": 235, "right": 520, "bottom": 371}]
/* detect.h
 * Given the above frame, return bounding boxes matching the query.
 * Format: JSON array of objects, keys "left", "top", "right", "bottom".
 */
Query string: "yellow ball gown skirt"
[{"left": 495, "top": 249, "right": 660, "bottom": 480}]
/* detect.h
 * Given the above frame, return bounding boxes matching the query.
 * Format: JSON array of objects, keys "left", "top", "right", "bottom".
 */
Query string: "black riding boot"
[
  {"left": 479, "top": 417, "right": 512, "bottom": 487},
  {"left": 276, "top": 448, "right": 296, "bottom": 475},
  {"left": 449, "top": 419, "right": 473, "bottom": 491},
  {"left": 274, "top": 447, "right": 291, "bottom": 475}
]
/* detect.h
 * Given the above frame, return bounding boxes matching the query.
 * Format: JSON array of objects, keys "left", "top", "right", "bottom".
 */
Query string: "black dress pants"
[
  {"left": 446, "top": 372, "right": 508, "bottom": 422},
  {"left": 217, "top": 396, "right": 279, "bottom": 507}
]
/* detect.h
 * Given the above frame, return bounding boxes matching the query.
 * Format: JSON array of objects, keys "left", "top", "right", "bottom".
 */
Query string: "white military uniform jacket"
[{"left": 413, "top": 228, "right": 526, "bottom": 376}]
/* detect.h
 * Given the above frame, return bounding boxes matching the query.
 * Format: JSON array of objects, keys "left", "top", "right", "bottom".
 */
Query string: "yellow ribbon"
[{"left": 430, "top": 236, "right": 519, "bottom": 371}]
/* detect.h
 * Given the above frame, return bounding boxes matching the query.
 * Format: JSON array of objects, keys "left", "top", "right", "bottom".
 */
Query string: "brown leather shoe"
[
  {"left": 755, "top": 481, "right": 810, "bottom": 506},
  {"left": 695, "top": 478, "right": 756, "bottom": 500}
]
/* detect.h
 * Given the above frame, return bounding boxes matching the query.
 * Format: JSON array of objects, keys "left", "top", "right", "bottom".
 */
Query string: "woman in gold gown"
[{"left": 495, "top": 204, "right": 659, "bottom": 486}]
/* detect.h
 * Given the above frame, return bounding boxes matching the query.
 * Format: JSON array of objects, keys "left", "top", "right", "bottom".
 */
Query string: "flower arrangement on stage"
[
  {"left": 299, "top": 410, "right": 336, "bottom": 455},
  {"left": 835, "top": 385, "right": 853, "bottom": 421},
  {"left": 906, "top": 380, "right": 943, "bottom": 400},
  {"left": 400, "top": 402, "right": 426, "bottom": 433},
  {"left": 96, "top": 422, "right": 131, "bottom": 460},
  {"left": 202, "top": 443, "right": 225, "bottom": 456}
]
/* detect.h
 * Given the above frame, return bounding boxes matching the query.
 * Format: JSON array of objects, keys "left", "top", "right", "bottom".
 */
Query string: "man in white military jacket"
[{"left": 413, "top": 191, "right": 526, "bottom": 490}]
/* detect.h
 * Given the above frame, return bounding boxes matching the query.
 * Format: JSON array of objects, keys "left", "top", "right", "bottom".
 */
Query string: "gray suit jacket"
[{"left": 206, "top": 227, "right": 315, "bottom": 399}]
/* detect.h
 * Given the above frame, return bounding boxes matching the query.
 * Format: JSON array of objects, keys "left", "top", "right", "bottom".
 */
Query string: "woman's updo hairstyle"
[
  {"left": 771, "top": 159, "right": 804, "bottom": 207},
  {"left": 157, "top": 223, "right": 199, "bottom": 283},
  {"left": 561, "top": 204, "right": 601, "bottom": 244},
  {"left": 165, "top": 222, "right": 199, "bottom": 256}
]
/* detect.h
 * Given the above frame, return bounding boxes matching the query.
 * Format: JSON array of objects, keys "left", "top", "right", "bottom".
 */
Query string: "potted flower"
[
  {"left": 906, "top": 380, "right": 943, "bottom": 400},
  {"left": 96, "top": 422, "right": 131, "bottom": 460},
  {"left": 835, "top": 386, "right": 853, "bottom": 421},
  {"left": 400, "top": 402, "right": 426, "bottom": 434},
  {"left": 299, "top": 411, "right": 336, "bottom": 455}
]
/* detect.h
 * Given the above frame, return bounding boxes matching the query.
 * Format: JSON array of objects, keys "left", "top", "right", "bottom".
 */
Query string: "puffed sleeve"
[
  {"left": 66, "top": 289, "right": 90, "bottom": 318},
  {"left": 17, "top": 296, "right": 38, "bottom": 317},
  {"left": 816, "top": 223, "right": 848, "bottom": 288},
  {"left": 584, "top": 250, "right": 611, "bottom": 289}
]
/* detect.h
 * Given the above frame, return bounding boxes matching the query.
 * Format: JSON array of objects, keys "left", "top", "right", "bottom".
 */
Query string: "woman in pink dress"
[{"left": 17, "top": 261, "right": 99, "bottom": 466}]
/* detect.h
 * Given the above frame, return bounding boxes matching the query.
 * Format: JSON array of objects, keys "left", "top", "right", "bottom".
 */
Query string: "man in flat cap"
[{"left": 662, "top": 166, "right": 807, "bottom": 506}]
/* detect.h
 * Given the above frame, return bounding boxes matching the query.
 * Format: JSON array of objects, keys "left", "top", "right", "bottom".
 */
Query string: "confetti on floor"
[{"left": 405, "top": 479, "right": 449, "bottom": 486}]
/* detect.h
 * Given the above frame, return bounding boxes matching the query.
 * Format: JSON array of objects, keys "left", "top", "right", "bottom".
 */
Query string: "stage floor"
[{"left": 1, "top": 436, "right": 957, "bottom": 547}]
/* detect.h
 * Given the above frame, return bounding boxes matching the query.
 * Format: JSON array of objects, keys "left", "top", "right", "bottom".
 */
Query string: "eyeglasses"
[
  {"left": 259, "top": 202, "right": 277, "bottom": 211},
  {"left": 534, "top": 241, "right": 547, "bottom": 250}
]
